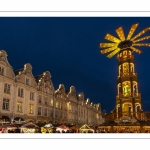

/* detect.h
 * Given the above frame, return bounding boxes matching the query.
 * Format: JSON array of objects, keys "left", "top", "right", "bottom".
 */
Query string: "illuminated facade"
[
  {"left": 55, "top": 85, "right": 102, "bottom": 126},
  {"left": 116, "top": 49, "right": 142, "bottom": 118},
  {"left": 0, "top": 50, "right": 102, "bottom": 126},
  {"left": 35, "top": 71, "right": 55, "bottom": 124}
]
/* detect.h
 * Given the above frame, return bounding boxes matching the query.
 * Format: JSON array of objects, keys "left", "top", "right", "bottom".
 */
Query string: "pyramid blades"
[
  {"left": 130, "top": 46, "right": 142, "bottom": 54},
  {"left": 100, "top": 43, "right": 118, "bottom": 48},
  {"left": 126, "top": 23, "right": 139, "bottom": 40},
  {"left": 132, "top": 43, "right": 150, "bottom": 47},
  {"left": 131, "top": 27, "right": 150, "bottom": 41},
  {"left": 107, "top": 48, "right": 120, "bottom": 58},
  {"left": 132, "top": 36, "right": 150, "bottom": 43},
  {"left": 104, "top": 33, "right": 121, "bottom": 43},
  {"left": 100, "top": 46, "right": 118, "bottom": 54},
  {"left": 115, "top": 26, "right": 125, "bottom": 41}
]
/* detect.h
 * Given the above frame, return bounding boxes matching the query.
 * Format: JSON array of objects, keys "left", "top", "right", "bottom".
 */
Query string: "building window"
[
  {"left": 50, "top": 110, "right": 53, "bottom": 117},
  {"left": 55, "top": 111, "right": 58, "bottom": 118},
  {"left": 45, "top": 98, "right": 48, "bottom": 105},
  {"left": 2, "top": 98, "right": 9, "bottom": 110},
  {"left": 60, "top": 112, "right": 63, "bottom": 118},
  {"left": 69, "top": 105, "right": 71, "bottom": 111},
  {"left": 38, "top": 107, "right": 41, "bottom": 115},
  {"left": 26, "top": 78, "right": 30, "bottom": 85},
  {"left": 29, "top": 104, "right": 34, "bottom": 114},
  {"left": 60, "top": 103, "right": 62, "bottom": 109},
  {"left": 30, "top": 92, "right": 34, "bottom": 100},
  {"left": 17, "top": 102, "right": 23, "bottom": 112},
  {"left": 56, "top": 102, "right": 58, "bottom": 108},
  {"left": 0, "top": 67, "right": 4, "bottom": 75},
  {"left": 50, "top": 99, "right": 53, "bottom": 106},
  {"left": 4, "top": 83, "right": 11, "bottom": 94},
  {"left": 38, "top": 95, "right": 42, "bottom": 103},
  {"left": 18, "top": 88, "right": 24, "bottom": 97},
  {"left": 45, "top": 108, "right": 47, "bottom": 116}
]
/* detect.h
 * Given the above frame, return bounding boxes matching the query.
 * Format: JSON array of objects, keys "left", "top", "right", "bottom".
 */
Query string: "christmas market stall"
[
  {"left": 56, "top": 124, "right": 70, "bottom": 133},
  {"left": 0, "top": 124, "right": 18, "bottom": 133},
  {"left": 41, "top": 123, "right": 54, "bottom": 133},
  {"left": 70, "top": 125, "right": 79, "bottom": 133},
  {"left": 79, "top": 124, "right": 95, "bottom": 133},
  {"left": 20, "top": 122, "right": 39, "bottom": 133}
]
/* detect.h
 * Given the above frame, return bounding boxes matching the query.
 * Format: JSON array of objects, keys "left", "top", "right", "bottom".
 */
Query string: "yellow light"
[
  {"left": 100, "top": 43, "right": 118, "bottom": 48},
  {"left": 133, "top": 35, "right": 150, "bottom": 43},
  {"left": 115, "top": 26, "right": 125, "bottom": 41},
  {"left": 127, "top": 23, "right": 139, "bottom": 40},
  {"left": 107, "top": 48, "right": 120, "bottom": 58},
  {"left": 131, "top": 27, "right": 150, "bottom": 41},
  {"left": 105, "top": 33, "right": 121, "bottom": 43}
]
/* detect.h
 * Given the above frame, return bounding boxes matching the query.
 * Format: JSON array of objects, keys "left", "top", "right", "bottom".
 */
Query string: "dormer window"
[
  {"left": 0, "top": 67, "right": 4, "bottom": 75},
  {"left": 26, "top": 78, "right": 30, "bottom": 85}
]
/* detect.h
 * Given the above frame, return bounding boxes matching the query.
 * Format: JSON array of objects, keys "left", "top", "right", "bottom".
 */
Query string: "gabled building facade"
[{"left": 0, "top": 50, "right": 102, "bottom": 126}]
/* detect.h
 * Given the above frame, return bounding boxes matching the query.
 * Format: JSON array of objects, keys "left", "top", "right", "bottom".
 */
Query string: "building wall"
[
  {"left": 55, "top": 85, "right": 102, "bottom": 126},
  {"left": 0, "top": 50, "right": 102, "bottom": 126},
  {"left": 36, "top": 71, "right": 55, "bottom": 124}
]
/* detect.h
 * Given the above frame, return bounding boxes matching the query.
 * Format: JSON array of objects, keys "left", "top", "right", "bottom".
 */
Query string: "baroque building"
[
  {"left": 0, "top": 50, "right": 102, "bottom": 126},
  {"left": 54, "top": 85, "right": 102, "bottom": 126}
]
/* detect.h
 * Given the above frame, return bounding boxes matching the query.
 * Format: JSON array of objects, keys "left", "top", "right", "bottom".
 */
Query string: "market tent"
[
  {"left": 79, "top": 124, "right": 94, "bottom": 133},
  {"left": 41, "top": 123, "right": 54, "bottom": 133},
  {"left": 20, "top": 122, "right": 39, "bottom": 133},
  {"left": 70, "top": 125, "right": 79, "bottom": 133},
  {"left": 21, "top": 122, "right": 39, "bottom": 128},
  {"left": 44, "top": 123, "right": 53, "bottom": 128},
  {"left": 0, "top": 124, "right": 18, "bottom": 133},
  {"left": 56, "top": 124, "right": 70, "bottom": 132}
]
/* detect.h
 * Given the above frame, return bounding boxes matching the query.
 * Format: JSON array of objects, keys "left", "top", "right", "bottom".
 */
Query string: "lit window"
[
  {"left": 29, "top": 104, "right": 34, "bottom": 114},
  {"left": 17, "top": 102, "right": 23, "bottom": 112},
  {"left": 0, "top": 67, "right": 4, "bottom": 75},
  {"left": 18, "top": 88, "right": 24, "bottom": 97},
  {"left": 60, "top": 103, "right": 62, "bottom": 109},
  {"left": 30, "top": 92, "right": 34, "bottom": 100},
  {"left": 38, "top": 107, "right": 42, "bottom": 115},
  {"left": 56, "top": 102, "right": 58, "bottom": 108},
  {"left": 69, "top": 105, "right": 71, "bottom": 111},
  {"left": 51, "top": 99, "right": 53, "bottom": 106},
  {"left": 4, "top": 83, "right": 11, "bottom": 94},
  {"left": 26, "top": 78, "right": 30, "bottom": 85},
  {"left": 2, "top": 98, "right": 9, "bottom": 110}
]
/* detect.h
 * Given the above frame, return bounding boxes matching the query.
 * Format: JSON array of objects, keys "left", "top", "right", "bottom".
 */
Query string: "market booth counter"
[
  {"left": 41, "top": 123, "right": 54, "bottom": 133},
  {"left": 20, "top": 122, "right": 39, "bottom": 133},
  {"left": 79, "top": 124, "right": 95, "bottom": 133}
]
